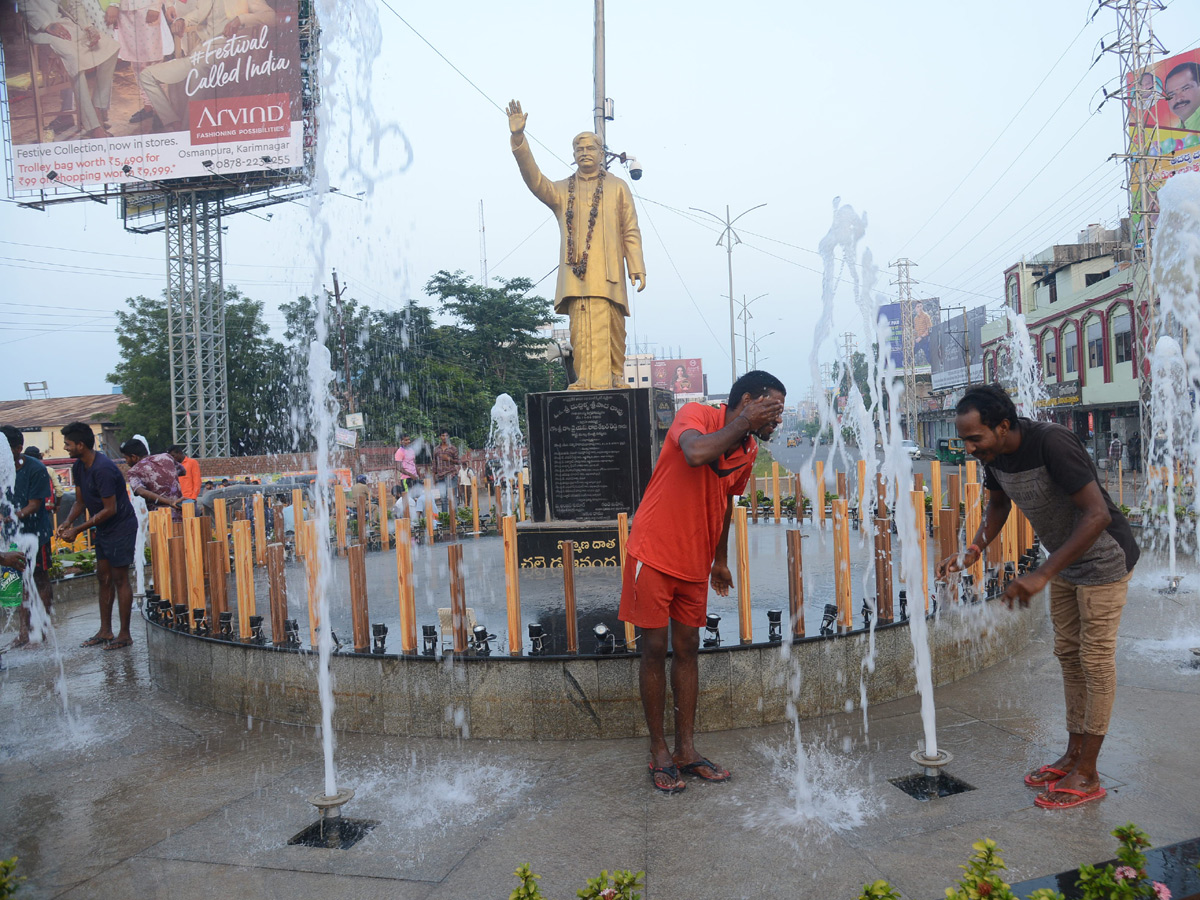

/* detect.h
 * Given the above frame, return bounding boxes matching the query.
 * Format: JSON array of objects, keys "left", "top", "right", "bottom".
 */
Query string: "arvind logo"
[{"left": 189, "top": 93, "right": 290, "bottom": 144}]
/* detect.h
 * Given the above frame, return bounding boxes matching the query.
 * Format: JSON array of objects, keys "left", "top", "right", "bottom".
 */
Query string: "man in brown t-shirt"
[{"left": 937, "top": 385, "right": 1139, "bottom": 811}]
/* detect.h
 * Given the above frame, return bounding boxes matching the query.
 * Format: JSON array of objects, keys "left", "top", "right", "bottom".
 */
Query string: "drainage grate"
[
  {"left": 889, "top": 772, "right": 976, "bottom": 802},
  {"left": 288, "top": 817, "right": 378, "bottom": 849}
]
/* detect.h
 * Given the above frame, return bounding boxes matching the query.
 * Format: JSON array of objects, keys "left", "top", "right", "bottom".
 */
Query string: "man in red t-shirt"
[{"left": 620, "top": 370, "right": 785, "bottom": 793}]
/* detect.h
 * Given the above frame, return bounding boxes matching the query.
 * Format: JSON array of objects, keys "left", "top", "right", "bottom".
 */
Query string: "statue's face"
[{"left": 573, "top": 136, "right": 601, "bottom": 174}]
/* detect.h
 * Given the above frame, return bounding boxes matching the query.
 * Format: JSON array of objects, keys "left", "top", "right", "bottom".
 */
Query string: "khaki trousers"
[
  {"left": 1049, "top": 570, "right": 1131, "bottom": 736},
  {"left": 566, "top": 297, "right": 626, "bottom": 390}
]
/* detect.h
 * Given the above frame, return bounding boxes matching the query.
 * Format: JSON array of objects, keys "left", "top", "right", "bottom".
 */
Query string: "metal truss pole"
[
  {"left": 1098, "top": 0, "right": 1166, "bottom": 476},
  {"left": 166, "top": 190, "right": 230, "bottom": 458}
]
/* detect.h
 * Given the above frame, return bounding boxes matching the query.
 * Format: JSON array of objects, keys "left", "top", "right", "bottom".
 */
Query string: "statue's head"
[{"left": 572, "top": 132, "right": 603, "bottom": 175}]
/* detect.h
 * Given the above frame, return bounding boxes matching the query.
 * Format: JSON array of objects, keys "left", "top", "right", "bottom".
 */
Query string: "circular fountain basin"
[{"left": 145, "top": 521, "right": 1040, "bottom": 739}]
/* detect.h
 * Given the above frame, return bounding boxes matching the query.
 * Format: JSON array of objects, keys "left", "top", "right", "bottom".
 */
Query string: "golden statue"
[{"left": 507, "top": 100, "right": 647, "bottom": 391}]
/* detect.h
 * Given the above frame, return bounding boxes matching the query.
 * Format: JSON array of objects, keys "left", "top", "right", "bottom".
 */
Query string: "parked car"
[{"left": 901, "top": 439, "right": 922, "bottom": 460}]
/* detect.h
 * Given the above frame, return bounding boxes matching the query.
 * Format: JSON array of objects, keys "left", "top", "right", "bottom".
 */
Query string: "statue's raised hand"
[{"left": 506, "top": 100, "right": 527, "bottom": 135}]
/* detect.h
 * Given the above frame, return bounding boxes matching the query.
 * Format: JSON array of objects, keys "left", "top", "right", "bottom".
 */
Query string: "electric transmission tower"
[
  {"left": 1097, "top": 0, "right": 1166, "bottom": 470},
  {"left": 889, "top": 258, "right": 919, "bottom": 440}
]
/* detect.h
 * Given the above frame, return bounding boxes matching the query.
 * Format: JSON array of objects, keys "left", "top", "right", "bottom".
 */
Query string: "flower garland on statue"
[{"left": 565, "top": 169, "right": 605, "bottom": 278}]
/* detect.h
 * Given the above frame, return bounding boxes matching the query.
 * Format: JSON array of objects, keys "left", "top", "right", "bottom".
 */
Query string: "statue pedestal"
[{"left": 518, "top": 388, "right": 674, "bottom": 568}]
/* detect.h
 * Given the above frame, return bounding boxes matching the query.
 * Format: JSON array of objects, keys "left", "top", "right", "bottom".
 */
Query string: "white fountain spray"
[
  {"left": 1002, "top": 309, "right": 1049, "bottom": 419},
  {"left": 486, "top": 394, "right": 525, "bottom": 517},
  {"left": 1149, "top": 172, "right": 1200, "bottom": 570}
]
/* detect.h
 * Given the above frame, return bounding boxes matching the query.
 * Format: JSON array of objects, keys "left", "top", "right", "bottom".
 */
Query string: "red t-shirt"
[{"left": 627, "top": 403, "right": 756, "bottom": 582}]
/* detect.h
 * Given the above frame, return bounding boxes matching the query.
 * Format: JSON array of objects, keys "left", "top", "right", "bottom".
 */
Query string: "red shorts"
[{"left": 618, "top": 556, "right": 709, "bottom": 629}]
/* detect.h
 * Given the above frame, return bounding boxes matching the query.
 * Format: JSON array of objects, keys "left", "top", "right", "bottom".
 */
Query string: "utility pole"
[
  {"left": 739, "top": 292, "right": 768, "bottom": 374},
  {"left": 890, "top": 258, "right": 919, "bottom": 441},
  {"left": 593, "top": 0, "right": 607, "bottom": 153},
  {"left": 479, "top": 200, "right": 488, "bottom": 287},
  {"left": 332, "top": 269, "right": 354, "bottom": 415},
  {"left": 690, "top": 203, "right": 766, "bottom": 387},
  {"left": 1099, "top": 0, "right": 1166, "bottom": 474}
]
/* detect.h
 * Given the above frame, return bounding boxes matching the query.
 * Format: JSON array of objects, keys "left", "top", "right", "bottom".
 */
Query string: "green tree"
[{"left": 108, "top": 289, "right": 293, "bottom": 456}]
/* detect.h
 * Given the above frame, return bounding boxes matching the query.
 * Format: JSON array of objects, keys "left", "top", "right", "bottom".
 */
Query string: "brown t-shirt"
[{"left": 983, "top": 419, "right": 1139, "bottom": 585}]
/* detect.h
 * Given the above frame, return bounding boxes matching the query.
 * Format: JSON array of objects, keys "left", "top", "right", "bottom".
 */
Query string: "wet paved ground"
[{"left": 2, "top": 557, "right": 1198, "bottom": 900}]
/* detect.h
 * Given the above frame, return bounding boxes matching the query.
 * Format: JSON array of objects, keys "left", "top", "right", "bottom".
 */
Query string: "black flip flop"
[
  {"left": 80, "top": 635, "right": 110, "bottom": 648},
  {"left": 677, "top": 757, "right": 731, "bottom": 783},
  {"left": 649, "top": 764, "right": 685, "bottom": 794}
]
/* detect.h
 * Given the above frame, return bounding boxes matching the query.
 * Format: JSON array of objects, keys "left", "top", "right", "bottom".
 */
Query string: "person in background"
[
  {"left": 433, "top": 431, "right": 459, "bottom": 514},
  {"left": 1106, "top": 434, "right": 1123, "bottom": 488},
  {"left": 58, "top": 422, "right": 139, "bottom": 651},
  {"left": 120, "top": 439, "right": 183, "bottom": 519},
  {"left": 394, "top": 434, "right": 418, "bottom": 493},
  {"left": 168, "top": 445, "right": 200, "bottom": 501},
  {"left": 936, "top": 385, "right": 1139, "bottom": 810},
  {"left": 2, "top": 425, "right": 55, "bottom": 648},
  {"left": 105, "top": 0, "right": 169, "bottom": 125}
]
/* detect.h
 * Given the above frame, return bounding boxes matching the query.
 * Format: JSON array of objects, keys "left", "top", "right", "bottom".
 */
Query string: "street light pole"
[
  {"left": 740, "top": 292, "right": 768, "bottom": 374},
  {"left": 690, "top": 203, "right": 766, "bottom": 388}
]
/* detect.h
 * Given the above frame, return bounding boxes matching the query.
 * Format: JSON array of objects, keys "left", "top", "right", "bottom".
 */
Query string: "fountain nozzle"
[
  {"left": 308, "top": 787, "right": 355, "bottom": 821},
  {"left": 910, "top": 748, "right": 954, "bottom": 778}
]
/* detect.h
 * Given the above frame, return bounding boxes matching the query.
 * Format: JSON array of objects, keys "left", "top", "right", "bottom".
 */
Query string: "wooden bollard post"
[
  {"left": 857, "top": 459, "right": 867, "bottom": 527},
  {"left": 424, "top": 476, "right": 436, "bottom": 544},
  {"left": 517, "top": 470, "right": 527, "bottom": 522},
  {"left": 270, "top": 501, "right": 284, "bottom": 546},
  {"left": 930, "top": 460, "right": 942, "bottom": 532},
  {"left": 206, "top": 539, "right": 227, "bottom": 627},
  {"left": 304, "top": 520, "right": 320, "bottom": 647},
  {"left": 501, "top": 516, "right": 522, "bottom": 655},
  {"left": 911, "top": 490, "right": 929, "bottom": 612},
  {"left": 353, "top": 492, "right": 367, "bottom": 548},
  {"left": 291, "top": 488, "right": 304, "bottom": 557},
  {"left": 151, "top": 528, "right": 170, "bottom": 602},
  {"left": 874, "top": 515, "right": 894, "bottom": 622},
  {"left": 562, "top": 540, "right": 578, "bottom": 654},
  {"left": 786, "top": 529, "right": 805, "bottom": 637},
  {"left": 471, "top": 475, "right": 480, "bottom": 537},
  {"left": 266, "top": 543, "right": 288, "bottom": 645},
  {"left": 448, "top": 542, "right": 469, "bottom": 653},
  {"left": 965, "top": 459, "right": 977, "bottom": 485},
  {"left": 232, "top": 520, "right": 256, "bottom": 640},
  {"left": 377, "top": 482, "right": 390, "bottom": 551},
  {"left": 734, "top": 506, "right": 752, "bottom": 643},
  {"left": 348, "top": 543, "right": 369, "bottom": 654},
  {"left": 395, "top": 518, "right": 416, "bottom": 654},
  {"left": 252, "top": 493, "right": 267, "bottom": 566},
  {"left": 617, "top": 512, "right": 636, "bottom": 650},
  {"left": 832, "top": 499, "right": 852, "bottom": 632},
  {"left": 334, "top": 487, "right": 348, "bottom": 557},
  {"left": 213, "top": 497, "right": 230, "bottom": 573},
  {"left": 947, "top": 474, "right": 961, "bottom": 535},
  {"left": 938, "top": 508, "right": 957, "bottom": 573},
  {"left": 815, "top": 460, "right": 826, "bottom": 528},
  {"left": 749, "top": 472, "right": 759, "bottom": 523},
  {"left": 836, "top": 469, "right": 847, "bottom": 501},
  {"left": 445, "top": 483, "right": 457, "bottom": 540},
  {"left": 183, "top": 516, "right": 205, "bottom": 624},
  {"left": 965, "top": 482, "right": 983, "bottom": 586},
  {"left": 773, "top": 461, "right": 782, "bottom": 523},
  {"left": 876, "top": 472, "right": 887, "bottom": 517},
  {"left": 168, "top": 535, "right": 187, "bottom": 624}
]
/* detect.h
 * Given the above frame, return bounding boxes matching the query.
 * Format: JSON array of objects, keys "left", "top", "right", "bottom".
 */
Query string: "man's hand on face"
[
  {"left": 737, "top": 394, "right": 784, "bottom": 435},
  {"left": 1000, "top": 571, "right": 1046, "bottom": 610},
  {"left": 710, "top": 562, "right": 733, "bottom": 597},
  {"left": 506, "top": 100, "right": 527, "bottom": 136}
]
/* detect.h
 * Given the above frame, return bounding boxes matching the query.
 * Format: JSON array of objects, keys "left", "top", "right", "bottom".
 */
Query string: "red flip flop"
[
  {"left": 1024, "top": 765, "right": 1068, "bottom": 787},
  {"left": 1035, "top": 786, "right": 1107, "bottom": 809}
]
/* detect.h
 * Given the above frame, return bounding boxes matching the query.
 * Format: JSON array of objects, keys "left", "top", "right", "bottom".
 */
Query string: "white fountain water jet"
[
  {"left": 0, "top": 444, "right": 74, "bottom": 724},
  {"left": 1002, "top": 308, "right": 1049, "bottom": 419},
  {"left": 486, "top": 394, "right": 524, "bottom": 517},
  {"left": 1150, "top": 173, "right": 1200, "bottom": 571},
  {"left": 131, "top": 495, "right": 149, "bottom": 599}
]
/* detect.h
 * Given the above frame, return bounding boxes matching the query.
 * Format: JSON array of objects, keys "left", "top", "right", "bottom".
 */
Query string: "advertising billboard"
[
  {"left": 877, "top": 298, "right": 940, "bottom": 373},
  {"left": 1, "top": 0, "right": 304, "bottom": 193},
  {"left": 930, "top": 304, "right": 987, "bottom": 391},
  {"left": 651, "top": 358, "right": 704, "bottom": 395},
  {"left": 1126, "top": 48, "right": 1200, "bottom": 244}
]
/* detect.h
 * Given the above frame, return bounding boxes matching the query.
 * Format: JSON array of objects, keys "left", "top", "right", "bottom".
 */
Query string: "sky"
[{"left": 3, "top": 0, "right": 1199, "bottom": 411}]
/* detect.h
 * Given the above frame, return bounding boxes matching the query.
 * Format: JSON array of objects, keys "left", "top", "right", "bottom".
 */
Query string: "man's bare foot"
[{"left": 80, "top": 633, "right": 113, "bottom": 648}]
